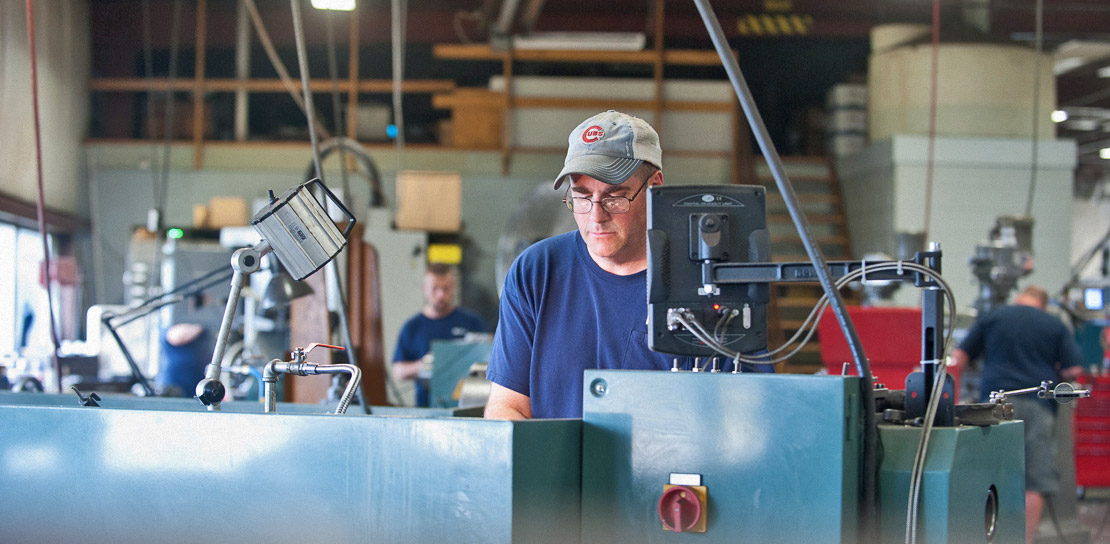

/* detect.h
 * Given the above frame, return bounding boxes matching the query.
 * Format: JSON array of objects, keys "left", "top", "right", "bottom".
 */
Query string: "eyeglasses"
[{"left": 562, "top": 177, "right": 649, "bottom": 215}]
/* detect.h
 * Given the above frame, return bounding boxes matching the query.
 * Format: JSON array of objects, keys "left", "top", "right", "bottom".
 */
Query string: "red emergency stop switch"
[{"left": 658, "top": 484, "right": 707, "bottom": 533}]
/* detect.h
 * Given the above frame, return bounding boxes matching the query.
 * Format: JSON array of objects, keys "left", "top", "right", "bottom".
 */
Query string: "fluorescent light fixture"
[
  {"left": 1051, "top": 110, "right": 1068, "bottom": 123},
  {"left": 311, "top": 0, "right": 355, "bottom": 10},
  {"left": 1101, "top": 147, "right": 1110, "bottom": 160}
]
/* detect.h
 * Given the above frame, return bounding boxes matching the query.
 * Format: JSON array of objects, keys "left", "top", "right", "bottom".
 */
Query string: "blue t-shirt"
[
  {"left": 488, "top": 231, "right": 701, "bottom": 419},
  {"left": 394, "top": 308, "right": 487, "bottom": 406},
  {"left": 959, "top": 304, "right": 1084, "bottom": 403}
]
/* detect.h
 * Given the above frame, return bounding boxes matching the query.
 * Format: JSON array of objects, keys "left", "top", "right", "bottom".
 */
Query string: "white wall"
[
  {"left": 838, "top": 135, "right": 1077, "bottom": 310},
  {"left": 0, "top": 0, "right": 90, "bottom": 215},
  {"left": 1072, "top": 186, "right": 1110, "bottom": 281}
]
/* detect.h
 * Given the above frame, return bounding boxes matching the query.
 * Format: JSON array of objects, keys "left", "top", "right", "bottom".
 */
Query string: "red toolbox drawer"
[{"left": 1076, "top": 445, "right": 1110, "bottom": 487}]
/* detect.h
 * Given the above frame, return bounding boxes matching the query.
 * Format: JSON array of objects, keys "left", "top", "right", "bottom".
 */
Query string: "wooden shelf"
[
  {"left": 89, "top": 77, "right": 455, "bottom": 94},
  {"left": 432, "top": 43, "right": 724, "bottom": 66}
]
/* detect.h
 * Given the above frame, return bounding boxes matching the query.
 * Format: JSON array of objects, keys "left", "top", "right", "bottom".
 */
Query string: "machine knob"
[
  {"left": 195, "top": 378, "right": 226, "bottom": 406},
  {"left": 658, "top": 485, "right": 703, "bottom": 533}
]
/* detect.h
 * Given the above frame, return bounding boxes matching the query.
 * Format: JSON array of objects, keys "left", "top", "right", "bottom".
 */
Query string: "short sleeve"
[
  {"left": 485, "top": 258, "right": 535, "bottom": 397},
  {"left": 392, "top": 318, "right": 421, "bottom": 362}
]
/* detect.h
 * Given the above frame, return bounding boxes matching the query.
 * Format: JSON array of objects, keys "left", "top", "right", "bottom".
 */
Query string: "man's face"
[
  {"left": 423, "top": 273, "right": 456, "bottom": 315},
  {"left": 569, "top": 171, "right": 658, "bottom": 269}
]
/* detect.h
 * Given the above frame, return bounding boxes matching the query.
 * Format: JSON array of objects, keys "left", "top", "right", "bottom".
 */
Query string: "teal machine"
[
  {"left": 580, "top": 371, "right": 1027, "bottom": 543},
  {"left": 0, "top": 392, "right": 581, "bottom": 544}
]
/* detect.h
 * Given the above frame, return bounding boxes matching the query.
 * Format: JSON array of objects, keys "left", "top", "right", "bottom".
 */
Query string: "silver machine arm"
[
  {"left": 989, "top": 380, "right": 1092, "bottom": 405},
  {"left": 196, "top": 240, "right": 272, "bottom": 411}
]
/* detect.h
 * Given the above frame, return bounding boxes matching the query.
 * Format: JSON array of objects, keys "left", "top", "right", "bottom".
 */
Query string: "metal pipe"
[
  {"left": 391, "top": 0, "right": 407, "bottom": 165},
  {"left": 263, "top": 359, "right": 282, "bottom": 413},
  {"left": 689, "top": 1, "right": 877, "bottom": 540},
  {"left": 234, "top": 0, "right": 250, "bottom": 141},
  {"left": 264, "top": 360, "right": 363, "bottom": 415}
]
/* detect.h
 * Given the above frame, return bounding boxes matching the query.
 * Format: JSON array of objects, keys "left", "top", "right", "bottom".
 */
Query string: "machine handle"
[
  {"left": 658, "top": 485, "right": 703, "bottom": 533},
  {"left": 305, "top": 343, "right": 345, "bottom": 354},
  {"left": 306, "top": 178, "right": 357, "bottom": 239}
]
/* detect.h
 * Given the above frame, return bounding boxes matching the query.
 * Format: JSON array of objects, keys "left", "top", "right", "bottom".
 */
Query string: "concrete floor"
[
  {"left": 1077, "top": 496, "right": 1110, "bottom": 544},
  {"left": 1036, "top": 489, "right": 1110, "bottom": 544}
]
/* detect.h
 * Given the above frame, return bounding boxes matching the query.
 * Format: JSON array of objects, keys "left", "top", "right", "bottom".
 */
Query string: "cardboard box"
[
  {"left": 431, "top": 89, "right": 504, "bottom": 149},
  {"left": 395, "top": 171, "right": 462, "bottom": 232},
  {"left": 207, "top": 196, "right": 249, "bottom": 228}
]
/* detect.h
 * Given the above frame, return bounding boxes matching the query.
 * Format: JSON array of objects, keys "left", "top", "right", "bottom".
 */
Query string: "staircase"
[{"left": 756, "top": 156, "right": 857, "bottom": 374}]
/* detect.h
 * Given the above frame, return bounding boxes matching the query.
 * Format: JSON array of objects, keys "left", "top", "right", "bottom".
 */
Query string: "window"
[{"left": 0, "top": 222, "right": 56, "bottom": 357}]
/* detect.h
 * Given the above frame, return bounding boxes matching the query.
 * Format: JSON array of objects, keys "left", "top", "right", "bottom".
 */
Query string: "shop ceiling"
[{"left": 90, "top": 0, "right": 1110, "bottom": 173}]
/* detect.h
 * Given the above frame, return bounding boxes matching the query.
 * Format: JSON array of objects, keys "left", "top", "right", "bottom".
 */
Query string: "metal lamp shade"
[{"left": 251, "top": 180, "right": 355, "bottom": 281}]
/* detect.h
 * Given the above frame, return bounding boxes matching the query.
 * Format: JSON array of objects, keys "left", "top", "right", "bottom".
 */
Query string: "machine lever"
[{"left": 70, "top": 386, "right": 101, "bottom": 407}]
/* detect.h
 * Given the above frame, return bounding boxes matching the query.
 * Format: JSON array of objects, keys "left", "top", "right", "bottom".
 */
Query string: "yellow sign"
[
  {"left": 428, "top": 243, "right": 463, "bottom": 265},
  {"left": 736, "top": 13, "right": 814, "bottom": 36}
]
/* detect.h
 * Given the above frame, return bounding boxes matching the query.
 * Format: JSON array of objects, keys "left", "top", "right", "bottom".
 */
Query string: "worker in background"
[
  {"left": 393, "top": 264, "right": 487, "bottom": 407},
  {"left": 951, "top": 285, "right": 1085, "bottom": 544},
  {"left": 159, "top": 323, "right": 211, "bottom": 397}
]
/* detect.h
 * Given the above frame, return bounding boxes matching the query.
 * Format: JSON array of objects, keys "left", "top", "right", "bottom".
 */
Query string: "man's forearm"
[
  {"left": 484, "top": 383, "right": 533, "bottom": 420},
  {"left": 483, "top": 403, "right": 530, "bottom": 420},
  {"left": 393, "top": 360, "right": 422, "bottom": 380}
]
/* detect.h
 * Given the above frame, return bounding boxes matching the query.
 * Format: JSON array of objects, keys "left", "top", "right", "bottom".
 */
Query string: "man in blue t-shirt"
[
  {"left": 952, "top": 285, "right": 1084, "bottom": 544},
  {"left": 485, "top": 110, "right": 692, "bottom": 420},
  {"left": 394, "top": 263, "right": 487, "bottom": 407}
]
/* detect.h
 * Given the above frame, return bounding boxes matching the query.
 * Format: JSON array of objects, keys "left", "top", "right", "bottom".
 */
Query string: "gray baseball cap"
[{"left": 553, "top": 110, "right": 662, "bottom": 190}]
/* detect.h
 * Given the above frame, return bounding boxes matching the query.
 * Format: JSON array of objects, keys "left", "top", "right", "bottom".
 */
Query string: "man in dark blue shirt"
[
  {"left": 394, "top": 264, "right": 487, "bottom": 407},
  {"left": 952, "top": 285, "right": 1084, "bottom": 544},
  {"left": 485, "top": 111, "right": 682, "bottom": 419}
]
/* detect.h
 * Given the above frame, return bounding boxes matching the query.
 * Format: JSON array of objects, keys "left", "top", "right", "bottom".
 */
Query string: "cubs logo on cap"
[
  {"left": 553, "top": 110, "right": 662, "bottom": 190},
  {"left": 582, "top": 125, "right": 605, "bottom": 143}
]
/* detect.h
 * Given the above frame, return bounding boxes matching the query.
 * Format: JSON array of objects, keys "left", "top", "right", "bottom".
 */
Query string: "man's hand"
[
  {"left": 950, "top": 348, "right": 970, "bottom": 370},
  {"left": 1060, "top": 364, "right": 1085, "bottom": 381},
  {"left": 484, "top": 383, "right": 532, "bottom": 420},
  {"left": 393, "top": 360, "right": 422, "bottom": 381}
]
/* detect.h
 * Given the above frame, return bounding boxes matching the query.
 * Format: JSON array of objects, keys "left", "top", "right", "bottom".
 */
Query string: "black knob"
[{"left": 195, "top": 378, "right": 226, "bottom": 406}]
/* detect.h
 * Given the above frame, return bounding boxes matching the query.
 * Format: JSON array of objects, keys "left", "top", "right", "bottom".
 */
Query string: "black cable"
[
  {"left": 99, "top": 262, "right": 235, "bottom": 396},
  {"left": 109, "top": 267, "right": 233, "bottom": 329},
  {"left": 146, "top": 0, "right": 183, "bottom": 316},
  {"left": 304, "top": 137, "right": 385, "bottom": 208},
  {"left": 100, "top": 314, "right": 157, "bottom": 396},
  {"left": 323, "top": 11, "right": 352, "bottom": 209}
]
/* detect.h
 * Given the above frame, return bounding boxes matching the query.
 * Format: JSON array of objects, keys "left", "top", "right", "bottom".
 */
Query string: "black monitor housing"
[{"left": 646, "top": 185, "right": 770, "bottom": 357}]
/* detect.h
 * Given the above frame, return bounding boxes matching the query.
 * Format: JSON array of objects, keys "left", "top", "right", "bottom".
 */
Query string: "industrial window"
[{"left": 0, "top": 222, "right": 56, "bottom": 360}]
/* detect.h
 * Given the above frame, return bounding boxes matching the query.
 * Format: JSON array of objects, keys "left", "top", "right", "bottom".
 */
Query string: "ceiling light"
[
  {"left": 1051, "top": 110, "right": 1068, "bottom": 123},
  {"left": 1100, "top": 148, "right": 1110, "bottom": 160},
  {"left": 311, "top": 0, "right": 355, "bottom": 10},
  {"left": 1099, "top": 66, "right": 1110, "bottom": 78}
]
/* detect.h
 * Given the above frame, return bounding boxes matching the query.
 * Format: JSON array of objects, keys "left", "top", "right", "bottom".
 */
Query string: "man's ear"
[{"left": 650, "top": 170, "right": 664, "bottom": 186}]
